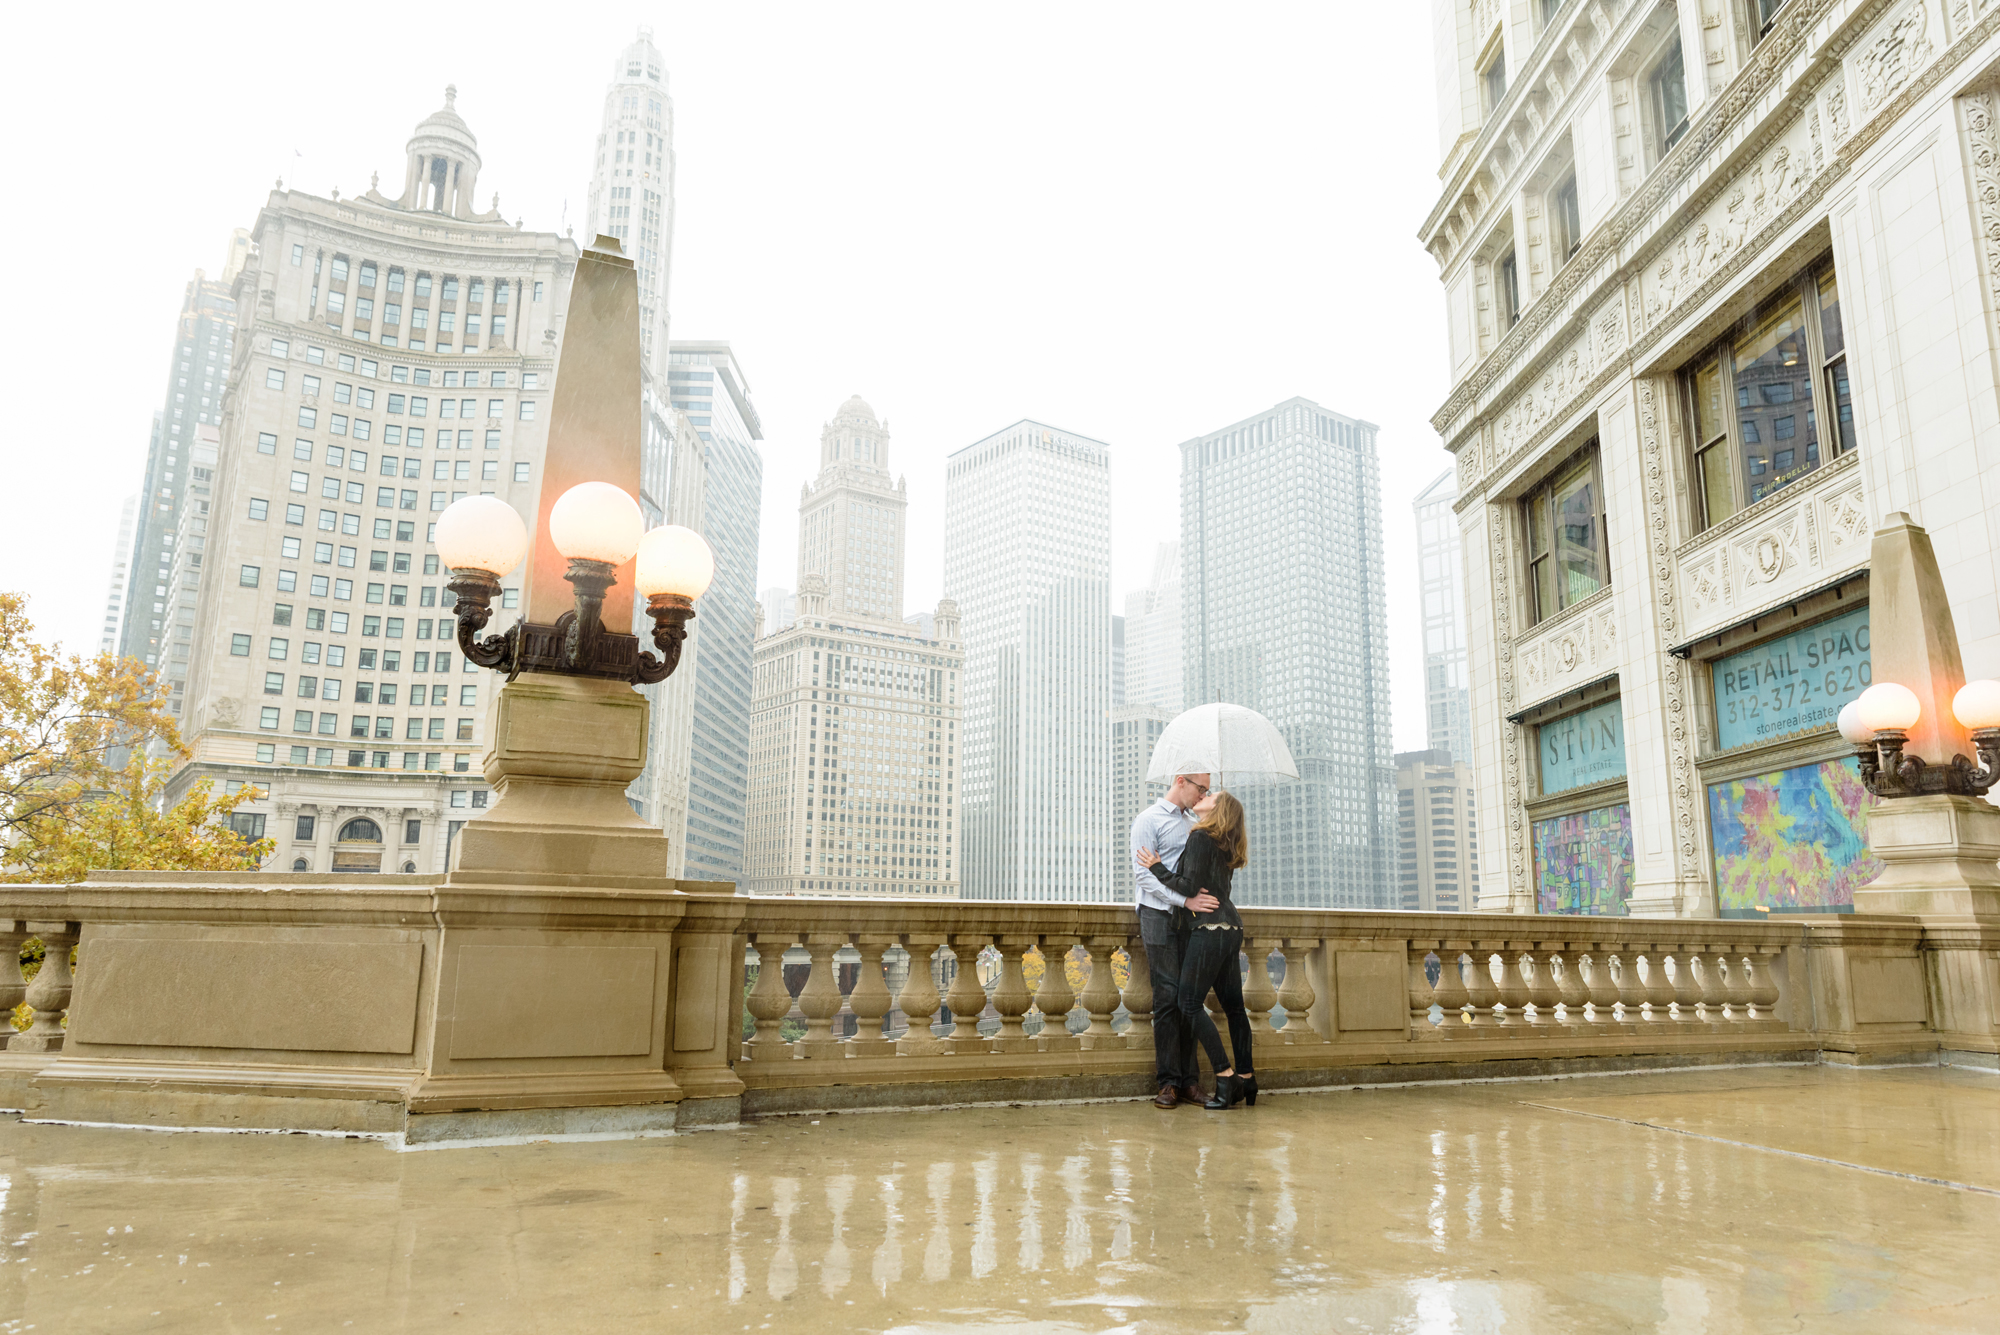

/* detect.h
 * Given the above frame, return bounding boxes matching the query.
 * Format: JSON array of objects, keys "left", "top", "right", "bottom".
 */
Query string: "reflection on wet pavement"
[{"left": 0, "top": 1066, "right": 1992, "bottom": 1332}]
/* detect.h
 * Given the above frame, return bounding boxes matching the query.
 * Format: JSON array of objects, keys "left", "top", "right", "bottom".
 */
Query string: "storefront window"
[
  {"left": 1533, "top": 804, "right": 1633, "bottom": 915},
  {"left": 1683, "top": 259, "right": 1854, "bottom": 529}
]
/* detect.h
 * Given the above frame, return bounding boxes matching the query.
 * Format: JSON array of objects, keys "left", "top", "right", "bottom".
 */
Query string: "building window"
[
  {"left": 1496, "top": 250, "right": 1520, "bottom": 331},
  {"left": 1650, "top": 36, "right": 1689, "bottom": 157},
  {"left": 240, "top": 565, "right": 260, "bottom": 587},
  {"left": 248, "top": 498, "right": 269, "bottom": 521},
  {"left": 229, "top": 813, "right": 267, "bottom": 841},
  {"left": 1550, "top": 172, "right": 1581, "bottom": 266},
  {"left": 1754, "top": 0, "right": 1791, "bottom": 40},
  {"left": 1683, "top": 259, "right": 1852, "bottom": 530},
  {"left": 1479, "top": 35, "right": 1506, "bottom": 116},
  {"left": 1522, "top": 444, "right": 1607, "bottom": 625}
]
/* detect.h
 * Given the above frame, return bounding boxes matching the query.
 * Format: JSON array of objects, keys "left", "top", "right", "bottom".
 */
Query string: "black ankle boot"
[{"left": 1205, "top": 1074, "right": 1251, "bottom": 1110}]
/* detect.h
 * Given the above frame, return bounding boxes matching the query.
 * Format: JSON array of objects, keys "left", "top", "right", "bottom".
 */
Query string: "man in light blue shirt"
[{"left": 1131, "top": 772, "right": 1219, "bottom": 1107}]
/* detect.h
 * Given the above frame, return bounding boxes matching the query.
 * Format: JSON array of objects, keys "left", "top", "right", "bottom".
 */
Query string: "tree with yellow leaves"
[{"left": 0, "top": 592, "right": 272, "bottom": 881}]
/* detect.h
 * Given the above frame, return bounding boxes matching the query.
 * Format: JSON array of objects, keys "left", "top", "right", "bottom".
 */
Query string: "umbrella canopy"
[{"left": 1146, "top": 702, "right": 1299, "bottom": 786}]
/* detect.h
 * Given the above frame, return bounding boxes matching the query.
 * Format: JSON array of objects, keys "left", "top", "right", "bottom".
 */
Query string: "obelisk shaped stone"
[
  {"left": 525, "top": 235, "right": 642, "bottom": 628},
  {"left": 1869, "top": 512, "right": 1971, "bottom": 763}
]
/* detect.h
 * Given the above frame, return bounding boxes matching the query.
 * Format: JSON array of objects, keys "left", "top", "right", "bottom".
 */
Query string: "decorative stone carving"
[
  {"left": 1859, "top": 2, "right": 1935, "bottom": 109},
  {"left": 1674, "top": 464, "right": 1867, "bottom": 641},
  {"left": 1487, "top": 516, "right": 1533, "bottom": 909},
  {"left": 1961, "top": 82, "right": 2000, "bottom": 370},
  {"left": 1826, "top": 81, "right": 1850, "bottom": 141},
  {"left": 1515, "top": 597, "right": 1618, "bottom": 709},
  {"left": 1636, "top": 380, "right": 1705, "bottom": 893},
  {"left": 212, "top": 696, "right": 241, "bottom": 726}
]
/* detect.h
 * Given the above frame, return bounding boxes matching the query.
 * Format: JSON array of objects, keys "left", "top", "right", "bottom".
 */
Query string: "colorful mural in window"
[
  {"left": 1532, "top": 802, "right": 1633, "bottom": 915},
  {"left": 1708, "top": 757, "right": 1879, "bottom": 916}
]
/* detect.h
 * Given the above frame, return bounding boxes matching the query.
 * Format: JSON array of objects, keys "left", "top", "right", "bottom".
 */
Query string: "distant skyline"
[{"left": 1, "top": 3, "right": 1447, "bottom": 750}]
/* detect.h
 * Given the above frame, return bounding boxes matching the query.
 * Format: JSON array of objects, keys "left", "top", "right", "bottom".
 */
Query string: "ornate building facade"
[
  {"left": 1426, "top": 0, "right": 2000, "bottom": 917},
  {"left": 745, "top": 396, "right": 961, "bottom": 896},
  {"left": 167, "top": 90, "right": 577, "bottom": 874}
]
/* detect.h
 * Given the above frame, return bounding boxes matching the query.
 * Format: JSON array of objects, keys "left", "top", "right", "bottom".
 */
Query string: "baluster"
[
  {"left": 1636, "top": 949, "right": 1677, "bottom": 1022},
  {"left": 1694, "top": 950, "right": 1732, "bottom": 1025},
  {"left": 0, "top": 921, "right": 29, "bottom": 1052},
  {"left": 1033, "top": 938, "right": 1079, "bottom": 1052},
  {"left": 1462, "top": 946, "right": 1500, "bottom": 1029},
  {"left": 1077, "top": 936, "right": 1125, "bottom": 1050},
  {"left": 1277, "top": 939, "right": 1320, "bottom": 1043},
  {"left": 1494, "top": 947, "right": 1533, "bottom": 1026},
  {"left": 1120, "top": 937, "right": 1155, "bottom": 1048},
  {"left": 1408, "top": 944, "right": 1442, "bottom": 1036},
  {"left": 794, "top": 934, "right": 847, "bottom": 1058},
  {"left": 896, "top": 936, "right": 948, "bottom": 1055},
  {"left": 744, "top": 934, "right": 797, "bottom": 1059},
  {"left": 1551, "top": 949, "right": 1588, "bottom": 1027},
  {"left": 944, "top": 935, "right": 989, "bottom": 1052},
  {"left": 1241, "top": 939, "right": 1279, "bottom": 1035},
  {"left": 1720, "top": 948, "right": 1754, "bottom": 1020},
  {"left": 1524, "top": 947, "right": 1561, "bottom": 1026},
  {"left": 14, "top": 923, "right": 77, "bottom": 1055},
  {"left": 1747, "top": 947, "right": 1784, "bottom": 1026},
  {"left": 1433, "top": 945, "right": 1472, "bottom": 1030},
  {"left": 1664, "top": 951, "right": 1704, "bottom": 1029},
  {"left": 847, "top": 934, "right": 898, "bottom": 1057},
  {"left": 988, "top": 936, "right": 1037, "bottom": 1053},
  {"left": 1583, "top": 949, "right": 1623, "bottom": 1027}
]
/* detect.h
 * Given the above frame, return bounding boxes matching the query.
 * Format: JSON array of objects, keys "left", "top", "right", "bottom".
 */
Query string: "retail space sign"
[
  {"left": 1712, "top": 606, "right": 1870, "bottom": 751},
  {"left": 1532, "top": 803, "right": 1632, "bottom": 916},
  {"left": 1708, "top": 756, "right": 1879, "bottom": 916},
  {"left": 1538, "top": 698, "right": 1626, "bottom": 794}
]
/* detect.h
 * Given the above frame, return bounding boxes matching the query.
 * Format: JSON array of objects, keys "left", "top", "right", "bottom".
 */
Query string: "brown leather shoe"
[
  {"left": 1178, "top": 1083, "right": 1205, "bottom": 1107},
  {"left": 1153, "top": 1084, "right": 1178, "bottom": 1109}
]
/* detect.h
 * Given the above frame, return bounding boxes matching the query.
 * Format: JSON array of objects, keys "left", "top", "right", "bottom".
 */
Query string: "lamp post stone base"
[
  {"left": 1855, "top": 793, "right": 2000, "bottom": 922},
  {"left": 452, "top": 671, "right": 668, "bottom": 883}
]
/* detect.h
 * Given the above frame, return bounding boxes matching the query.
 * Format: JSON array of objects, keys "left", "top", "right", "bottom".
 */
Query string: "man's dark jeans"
[{"left": 1139, "top": 906, "right": 1196, "bottom": 1088}]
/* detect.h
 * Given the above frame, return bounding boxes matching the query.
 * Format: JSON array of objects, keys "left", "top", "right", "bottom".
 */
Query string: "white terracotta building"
[{"left": 1425, "top": 0, "right": 2000, "bottom": 918}]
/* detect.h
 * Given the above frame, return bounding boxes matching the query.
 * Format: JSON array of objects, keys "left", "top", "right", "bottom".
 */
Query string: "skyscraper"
[
  {"left": 121, "top": 265, "right": 239, "bottom": 693},
  {"left": 1122, "top": 542, "right": 1182, "bottom": 713},
  {"left": 1180, "top": 398, "right": 1392, "bottom": 909},
  {"left": 945, "top": 420, "right": 1113, "bottom": 902},
  {"left": 796, "top": 397, "right": 906, "bottom": 623},
  {"left": 746, "top": 399, "right": 962, "bottom": 896},
  {"left": 99, "top": 493, "right": 138, "bottom": 656},
  {"left": 166, "top": 89, "right": 578, "bottom": 873},
  {"left": 1415, "top": 468, "right": 1472, "bottom": 766},
  {"left": 669, "top": 340, "right": 763, "bottom": 882},
  {"left": 585, "top": 28, "right": 674, "bottom": 379},
  {"left": 1395, "top": 749, "right": 1477, "bottom": 912},
  {"left": 1111, "top": 702, "right": 1171, "bottom": 882},
  {"left": 632, "top": 392, "right": 706, "bottom": 875},
  {"left": 761, "top": 587, "right": 797, "bottom": 632}
]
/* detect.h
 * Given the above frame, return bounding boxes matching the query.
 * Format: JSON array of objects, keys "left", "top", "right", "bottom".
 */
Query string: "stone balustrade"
[{"left": 0, "top": 877, "right": 1984, "bottom": 1136}]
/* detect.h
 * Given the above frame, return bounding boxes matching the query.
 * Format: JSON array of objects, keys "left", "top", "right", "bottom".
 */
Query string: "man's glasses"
[{"left": 1189, "top": 781, "right": 1211, "bottom": 795}]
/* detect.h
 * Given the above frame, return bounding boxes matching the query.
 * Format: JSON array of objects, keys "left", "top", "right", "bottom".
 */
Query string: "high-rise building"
[
  {"left": 796, "top": 397, "right": 906, "bottom": 623},
  {"left": 1112, "top": 702, "right": 1171, "bottom": 881},
  {"left": 632, "top": 393, "right": 706, "bottom": 875},
  {"left": 945, "top": 420, "right": 1113, "bottom": 903},
  {"left": 121, "top": 267, "right": 239, "bottom": 690},
  {"left": 1111, "top": 615, "right": 1126, "bottom": 707},
  {"left": 1415, "top": 469, "right": 1472, "bottom": 766},
  {"left": 747, "top": 395, "right": 961, "bottom": 896},
  {"left": 1122, "top": 541, "right": 1182, "bottom": 713},
  {"left": 161, "top": 426, "right": 222, "bottom": 737},
  {"left": 99, "top": 493, "right": 138, "bottom": 656},
  {"left": 166, "top": 89, "right": 578, "bottom": 873},
  {"left": 761, "top": 586, "right": 797, "bottom": 632},
  {"left": 669, "top": 341, "right": 763, "bottom": 882},
  {"left": 1180, "top": 398, "right": 1393, "bottom": 909},
  {"left": 1395, "top": 749, "right": 1477, "bottom": 912},
  {"left": 585, "top": 28, "right": 674, "bottom": 379}
]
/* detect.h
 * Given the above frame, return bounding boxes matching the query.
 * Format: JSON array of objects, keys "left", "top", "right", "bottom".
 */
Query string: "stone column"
[{"left": 312, "top": 804, "right": 336, "bottom": 872}]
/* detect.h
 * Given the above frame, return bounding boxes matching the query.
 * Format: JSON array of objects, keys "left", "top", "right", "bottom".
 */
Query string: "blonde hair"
[{"left": 1196, "top": 791, "right": 1248, "bottom": 870}]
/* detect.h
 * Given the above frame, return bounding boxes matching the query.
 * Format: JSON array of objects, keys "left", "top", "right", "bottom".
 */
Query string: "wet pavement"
[{"left": 0, "top": 1065, "right": 1992, "bottom": 1333}]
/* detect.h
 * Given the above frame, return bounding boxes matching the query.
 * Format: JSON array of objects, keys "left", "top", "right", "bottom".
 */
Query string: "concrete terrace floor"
[{"left": 0, "top": 1066, "right": 1992, "bottom": 1333}]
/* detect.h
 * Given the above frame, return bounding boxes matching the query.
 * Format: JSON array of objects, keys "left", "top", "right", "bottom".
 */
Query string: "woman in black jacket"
[{"left": 1137, "top": 790, "right": 1256, "bottom": 1109}]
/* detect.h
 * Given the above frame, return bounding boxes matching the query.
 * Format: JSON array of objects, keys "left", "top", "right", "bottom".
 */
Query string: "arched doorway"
[{"left": 333, "top": 817, "right": 384, "bottom": 874}]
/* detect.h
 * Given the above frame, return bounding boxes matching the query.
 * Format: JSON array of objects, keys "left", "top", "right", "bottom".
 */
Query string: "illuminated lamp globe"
[
  {"left": 434, "top": 495, "right": 529, "bottom": 576},
  {"left": 548, "top": 481, "right": 644, "bottom": 566},
  {"left": 1952, "top": 678, "right": 2000, "bottom": 731},
  {"left": 1854, "top": 682, "right": 1922, "bottom": 733},
  {"left": 1836, "top": 701, "right": 1873, "bottom": 745},
  {"left": 636, "top": 524, "right": 716, "bottom": 600}
]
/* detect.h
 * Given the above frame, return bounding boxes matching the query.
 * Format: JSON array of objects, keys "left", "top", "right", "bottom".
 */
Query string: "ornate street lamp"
[
  {"left": 1840, "top": 679, "right": 2000, "bottom": 798},
  {"left": 436, "top": 485, "right": 714, "bottom": 686}
]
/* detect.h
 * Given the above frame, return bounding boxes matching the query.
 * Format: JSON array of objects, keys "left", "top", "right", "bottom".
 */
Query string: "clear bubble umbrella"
[{"left": 1146, "top": 702, "right": 1299, "bottom": 790}]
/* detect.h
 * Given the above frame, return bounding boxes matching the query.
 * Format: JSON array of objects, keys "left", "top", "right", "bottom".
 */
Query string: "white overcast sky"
[{"left": 0, "top": 2, "right": 1451, "bottom": 752}]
